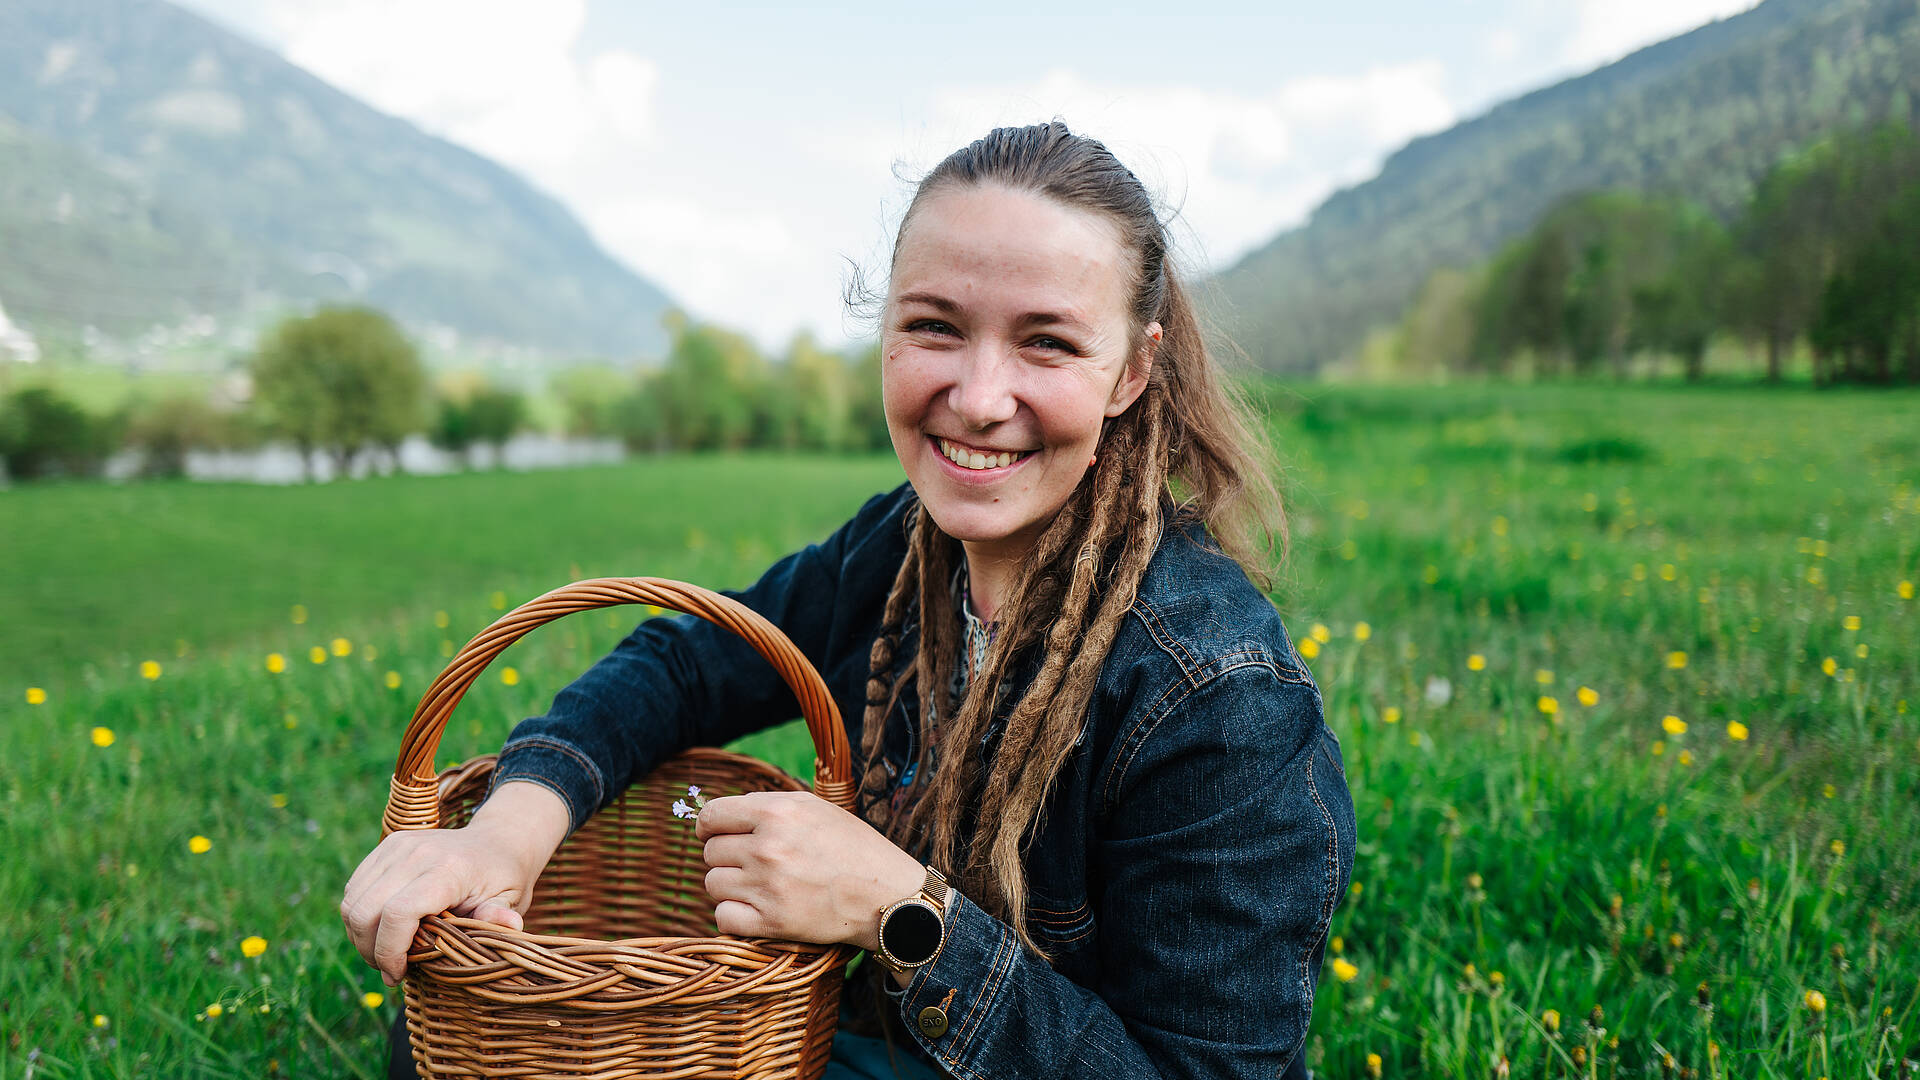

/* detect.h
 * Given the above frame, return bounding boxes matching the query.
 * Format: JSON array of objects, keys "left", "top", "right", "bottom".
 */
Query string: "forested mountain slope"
[
  {"left": 0, "top": 0, "right": 674, "bottom": 357},
  {"left": 1216, "top": 0, "right": 1920, "bottom": 371}
]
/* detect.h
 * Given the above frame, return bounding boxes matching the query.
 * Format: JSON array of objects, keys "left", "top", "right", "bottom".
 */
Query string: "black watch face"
[{"left": 882, "top": 901, "right": 943, "bottom": 965}]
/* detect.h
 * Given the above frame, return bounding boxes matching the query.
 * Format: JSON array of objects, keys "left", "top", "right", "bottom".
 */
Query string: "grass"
[{"left": 4, "top": 382, "right": 1917, "bottom": 1078}]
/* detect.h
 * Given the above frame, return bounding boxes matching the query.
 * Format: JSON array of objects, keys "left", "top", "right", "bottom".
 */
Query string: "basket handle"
[{"left": 383, "top": 577, "right": 852, "bottom": 836}]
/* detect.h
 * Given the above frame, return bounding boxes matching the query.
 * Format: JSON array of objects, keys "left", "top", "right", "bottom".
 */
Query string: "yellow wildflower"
[
  {"left": 26, "top": 687, "right": 47, "bottom": 705},
  {"left": 434, "top": 610, "right": 450, "bottom": 628},
  {"left": 1330, "top": 936, "right": 1344, "bottom": 954},
  {"left": 501, "top": 667, "right": 520, "bottom": 686},
  {"left": 270, "top": 793, "right": 288, "bottom": 809},
  {"left": 1366, "top": 1052, "right": 1383, "bottom": 1078},
  {"left": 1467, "top": 654, "right": 1487, "bottom": 672},
  {"left": 1299, "top": 638, "right": 1321, "bottom": 660},
  {"left": 1332, "top": 958, "right": 1359, "bottom": 982},
  {"left": 140, "top": 660, "right": 161, "bottom": 680},
  {"left": 1660, "top": 564, "right": 1677, "bottom": 581},
  {"left": 1489, "top": 970, "right": 1505, "bottom": 988},
  {"left": 1821, "top": 657, "right": 1837, "bottom": 676},
  {"left": 1542, "top": 1009, "right": 1560, "bottom": 1033},
  {"left": 1577, "top": 686, "right": 1598, "bottom": 707},
  {"left": 1382, "top": 706, "right": 1402, "bottom": 725},
  {"left": 1855, "top": 643, "right": 1869, "bottom": 659},
  {"left": 1727, "top": 720, "right": 1749, "bottom": 741},
  {"left": 1535, "top": 668, "right": 1554, "bottom": 685},
  {"left": 330, "top": 637, "right": 352, "bottom": 657},
  {"left": 188, "top": 835, "right": 212, "bottom": 854},
  {"left": 1311, "top": 624, "right": 1331, "bottom": 644},
  {"left": 205, "top": 1003, "right": 223, "bottom": 1018},
  {"left": 266, "top": 652, "right": 286, "bottom": 674},
  {"left": 1353, "top": 622, "right": 1372, "bottom": 642},
  {"left": 385, "top": 670, "right": 402, "bottom": 690},
  {"left": 363, "top": 991, "right": 385, "bottom": 1009},
  {"left": 1538, "top": 696, "right": 1559, "bottom": 717},
  {"left": 1830, "top": 839, "right": 1845, "bottom": 857},
  {"left": 1350, "top": 882, "right": 1363, "bottom": 897},
  {"left": 290, "top": 604, "right": 308, "bottom": 624},
  {"left": 92, "top": 1014, "right": 108, "bottom": 1028},
  {"left": 309, "top": 646, "right": 327, "bottom": 665},
  {"left": 241, "top": 936, "right": 268, "bottom": 958},
  {"left": 1677, "top": 750, "right": 1693, "bottom": 766},
  {"left": 91, "top": 726, "right": 115, "bottom": 747},
  {"left": 1899, "top": 580, "right": 1914, "bottom": 600},
  {"left": 1651, "top": 741, "right": 1666, "bottom": 756},
  {"left": 1666, "top": 651, "right": 1687, "bottom": 670},
  {"left": 1662, "top": 715, "right": 1687, "bottom": 735},
  {"left": 1804, "top": 989, "right": 1826, "bottom": 1013},
  {"left": 1842, "top": 615, "right": 1861, "bottom": 631},
  {"left": 1823, "top": 783, "right": 1836, "bottom": 799}
]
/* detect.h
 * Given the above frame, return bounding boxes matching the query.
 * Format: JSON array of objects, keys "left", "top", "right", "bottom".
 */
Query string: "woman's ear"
[{"left": 1105, "top": 321, "right": 1160, "bottom": 417}]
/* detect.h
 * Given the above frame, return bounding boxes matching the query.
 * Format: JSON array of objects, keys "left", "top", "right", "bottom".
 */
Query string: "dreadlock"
[{"left": 854, "top": 122, "right": 1287, "bottom": 956}]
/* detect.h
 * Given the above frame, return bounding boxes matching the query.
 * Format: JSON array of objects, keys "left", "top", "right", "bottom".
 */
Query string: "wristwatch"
[{"left": 872, "top": 864, "right": 949, "bottom": 974}]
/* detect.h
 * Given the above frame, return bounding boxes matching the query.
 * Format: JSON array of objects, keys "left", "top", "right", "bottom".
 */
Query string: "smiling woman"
[{"left": 346, "top": 122, "right": 1354, "bottom": 1080}]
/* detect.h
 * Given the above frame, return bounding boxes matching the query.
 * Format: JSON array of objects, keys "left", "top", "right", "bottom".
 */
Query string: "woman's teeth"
[{"left": 938, "top": 438, "right": 1027, "bottom": 471}]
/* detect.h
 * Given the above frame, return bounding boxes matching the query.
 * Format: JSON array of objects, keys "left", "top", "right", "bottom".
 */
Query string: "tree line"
[
  {"left": 0, "top": 307, "right": 891, "bottom": 483},
  {"left": 1370, "top": 123, "right": 1920, "bottom": 384}
]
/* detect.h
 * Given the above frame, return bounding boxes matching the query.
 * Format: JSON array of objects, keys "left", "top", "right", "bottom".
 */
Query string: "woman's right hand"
[{"left": 340, "top": 780, "right": 572, "bottom": 986}]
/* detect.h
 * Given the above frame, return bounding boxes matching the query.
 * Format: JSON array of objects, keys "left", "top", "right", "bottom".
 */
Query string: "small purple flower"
[{"left": 670, "top": 785, "right": 708, "bottom": 823}]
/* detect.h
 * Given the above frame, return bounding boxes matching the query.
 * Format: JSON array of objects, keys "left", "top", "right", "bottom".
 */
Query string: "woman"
[{"left": 344, "top": 121, "right": 1356, "bottom": 1079}]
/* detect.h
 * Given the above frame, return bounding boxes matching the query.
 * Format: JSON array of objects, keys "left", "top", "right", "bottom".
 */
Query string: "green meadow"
[{"left": 5, "top": 383, "right": 1917, "bottom": 1078}]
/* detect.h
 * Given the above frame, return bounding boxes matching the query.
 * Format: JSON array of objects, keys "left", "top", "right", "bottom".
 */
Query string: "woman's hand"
[
  {"left": 695, "top": 790, "right": 925, "bottom": 953},
  {"left": 340, "top": 781, "right": 571, "bottom": 986}
]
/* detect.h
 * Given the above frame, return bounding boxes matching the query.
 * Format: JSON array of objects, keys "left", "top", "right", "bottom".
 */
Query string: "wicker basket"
[{"left": 381, "top": 577, "right": 856, "bottom": 1079}]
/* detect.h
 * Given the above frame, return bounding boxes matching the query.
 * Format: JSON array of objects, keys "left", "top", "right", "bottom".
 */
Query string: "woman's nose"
[{"left": 948, "top": 346, "right": 1019, "bottom": 429}]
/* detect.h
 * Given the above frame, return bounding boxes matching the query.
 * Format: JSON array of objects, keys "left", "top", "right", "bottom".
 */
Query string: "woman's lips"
[{"left": 930, "top": 435, "right": 1034, "bottom": 474}]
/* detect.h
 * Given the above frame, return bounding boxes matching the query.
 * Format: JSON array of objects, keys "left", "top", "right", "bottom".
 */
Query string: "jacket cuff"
[
  {"left": 485, "top": 734, "right": 607, "bottom": 836},
  {"left": 900, "top": 889, "right": 1016, "bottom": 1075}
]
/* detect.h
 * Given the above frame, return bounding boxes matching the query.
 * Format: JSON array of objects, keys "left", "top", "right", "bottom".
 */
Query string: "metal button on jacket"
[{"left": 916, "top": 1006, "right": 949, "bottom": 1038}]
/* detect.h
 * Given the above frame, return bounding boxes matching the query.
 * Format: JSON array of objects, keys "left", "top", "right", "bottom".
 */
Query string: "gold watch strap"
[{"left": 921, "top": 864, "right": 949, "bottom": 907}]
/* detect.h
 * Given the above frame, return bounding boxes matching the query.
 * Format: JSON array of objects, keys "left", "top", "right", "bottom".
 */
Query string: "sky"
[{"left": 176, "top": 0, "right": 1759, "bottom": 351}]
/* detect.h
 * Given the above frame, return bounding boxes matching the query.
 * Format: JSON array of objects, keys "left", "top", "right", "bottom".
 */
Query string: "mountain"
[
  {"left": 1216, "top": 0, "right": 1920, "bottom": 372},
  {"left": 0, "top": 0, "right": 674, "bottom": 358}
]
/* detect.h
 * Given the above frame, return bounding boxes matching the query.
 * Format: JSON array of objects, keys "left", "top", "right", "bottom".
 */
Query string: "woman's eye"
[
  {"left": 1028, "top": 335, "right": 1076, "bottom": 354},
  {"left": 906, "top": 319, "right": 956, "bottom": 336}
]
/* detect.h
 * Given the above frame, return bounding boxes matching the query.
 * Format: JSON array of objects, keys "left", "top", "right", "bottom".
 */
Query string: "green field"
[{"left": 5, "top": 383, "right": 1917, "bottom": 1078}]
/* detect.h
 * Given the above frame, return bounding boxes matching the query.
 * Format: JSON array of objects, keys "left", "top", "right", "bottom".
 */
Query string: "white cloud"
[
  {"left": 1566, "top": 0, "right": 1760, "bottom": 69},
  {"left": 259, "top": 0, "right": 657, "bottom": 173},
  {"left": 918, "top": 65, "right": 1457, "bottom": 274},
  {"left": 185, "top": 1, "right": 1461, "bottom": 351}
]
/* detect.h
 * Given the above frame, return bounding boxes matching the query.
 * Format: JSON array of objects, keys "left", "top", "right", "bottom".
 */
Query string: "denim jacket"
[{"left": 487, "top": 483, "right": 1357, "bottom": 1080}]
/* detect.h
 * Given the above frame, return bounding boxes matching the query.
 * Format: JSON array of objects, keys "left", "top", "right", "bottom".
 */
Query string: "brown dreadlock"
[{"left": 854, "top": 122, "right": 1287, "bottom": 956}]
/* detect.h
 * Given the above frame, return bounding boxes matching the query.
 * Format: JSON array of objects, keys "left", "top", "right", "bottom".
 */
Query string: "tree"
[
  {"left": 0, "top": 386, "right": 112, "bottom": 480},
  {"left": 1729, "top": 125, "right": 1920, "bottom": 382},
  {"left": 654, "top": 314, "right": 766, "bottom": 450},
  {"left": 251, "top": 306, "right": 426, "bottom": 480},
  {"left": 124, "top": 393, "right": 228, "bottom": 478},
  {"left": 1809, "top": 185, "right": 1920, "bottom": 384}
]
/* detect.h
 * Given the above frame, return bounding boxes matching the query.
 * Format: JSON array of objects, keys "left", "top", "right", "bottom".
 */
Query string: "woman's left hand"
[{"left": 695, "top": 790, "right": 926, "bottom": 952}]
